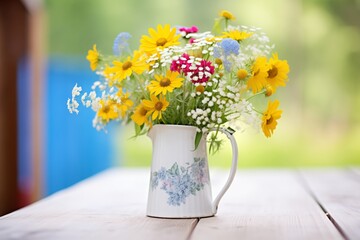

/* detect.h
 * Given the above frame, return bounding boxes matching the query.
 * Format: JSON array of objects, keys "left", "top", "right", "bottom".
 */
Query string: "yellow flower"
[
  {"left": 140, "top": 24, "right": 180, "bottom": 56},
  {"left": 266, "top": 53, "right": 290, "bottom": 92},
  {"left": 262, "top": 100, "right": 282, "bottom": 138},
  {"left": 107, "top": 50, "right": 148, "bottom": 85},
  {"left": 116, "top": 88, "right": 134, "bottom": 117},
  {"left": 86, "top": 44, "right": 100, "bottom": 71},
  {"left": 131, "top": 103, "right": 150, "bottom": 126},
  {"left": 247, "top": 56, "right": 269, "bottom": 93},
  {"left": 143, "top": 95, "right": 169, "bottom": 120},
  {"left": 205, "top": 37, "right": 222, "bottom": 44},
  {"left": 237, "top": 69, "right": 248, "bottom": 80},
  {"left": 219, "top": 10, "right": 235, "bottom": 20},
  {"left": 148, "top": 70, "right": 184, "bottom": 96},
  {"left": 222, "top": 30, "right": 253, "bottom": 41},
  {"left": 103, "top": 64, "right": 116, "bottom": 86},
  {"left": 97, "top": 99, "right": 119, "bottom": 122}
]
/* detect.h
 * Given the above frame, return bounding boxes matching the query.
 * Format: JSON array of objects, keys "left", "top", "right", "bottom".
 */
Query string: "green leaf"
[
  {"left": 134, "top": 123, "right": 141, "bottom": 135},
  {"left": 212, "top": 18, "right": 223, "bottom": 35},
  {"left": 194, "top": 132, "right": 203, "bottom": 151},
  {"left": 208, "top": 132, "right": 223, "bottom": 155},
  {"left": 170, "top": 163, "right": 179, "bottom": 176},
  {"left": 130, "top": 123, "right": 147, "bottom": 139}
]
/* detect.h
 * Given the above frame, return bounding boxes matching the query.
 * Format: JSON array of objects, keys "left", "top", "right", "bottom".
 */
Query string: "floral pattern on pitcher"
[{"left": 150, "top": 157, "right": 209, "bottom": 206}]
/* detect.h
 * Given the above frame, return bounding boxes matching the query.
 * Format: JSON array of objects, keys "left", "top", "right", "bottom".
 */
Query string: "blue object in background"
[{"left": 44, "top": 57, "right": 117, "bottom": 196}]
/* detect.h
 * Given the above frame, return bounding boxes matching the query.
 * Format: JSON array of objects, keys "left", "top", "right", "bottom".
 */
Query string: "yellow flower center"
[
  {"left": 140, "top": 107, "right": 147, "bottom": 116},
  {"left": 122, "top": 61, "right": 132, "bottom": 71},
  {"left": 102, "top": 105, "right": 110, "bottom": 113},
  {"left": 196, "top": 85, "right": 205, "bottom": 93},
  {"left": 159, "top": 78, "right": 171, "bottom": 87},
  {"left": 266, "top": 115, "right": 274, "bottom": 125},
  {"left": 120, "top": 97, "right": 128, "bottom": 104},
  {"left": 267, "top": 65, "right": 278, "bottom": 78},
  {"left": 215, "top": 58, "right": 222, "bottom": 65},
  {"left": 155, "top": 102, "right": 163, "bottom": 111},
  {"left": 237, "top": 69, "right": 248, "bottom": 80},
  {"left": 156, "top": 38, "right": 167, "bottom": 47}
]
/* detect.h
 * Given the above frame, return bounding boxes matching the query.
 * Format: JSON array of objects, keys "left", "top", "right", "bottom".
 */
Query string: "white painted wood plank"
[
  {"left": 191, "top": 169, "right": 343, "bottom": 240},
  {"left": 0, "top": 168, "right": 196, "bottom": 240},
  {"left": 300, "top": 169, "right": 360, "bottom": 240}
]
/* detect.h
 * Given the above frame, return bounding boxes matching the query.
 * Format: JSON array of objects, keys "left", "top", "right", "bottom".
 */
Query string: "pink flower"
[{"left": 179, "top": 25, "right": 199, "bottom": 35}]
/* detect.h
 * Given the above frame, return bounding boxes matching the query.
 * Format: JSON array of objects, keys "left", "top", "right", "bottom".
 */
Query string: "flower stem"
[
  {"left": 133, "top": 74, "right": 147, "bottom": 97},
  {"left": 253, "top": 108, "right": 263, "bottom": 115},
  {"left": 181, "top": 81, "right": 186, "bottom": 124},
  {"left": 246, "top": 90, "right": 265, "bottom": 101}
]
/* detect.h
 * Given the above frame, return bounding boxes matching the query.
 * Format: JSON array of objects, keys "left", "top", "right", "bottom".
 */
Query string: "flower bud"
[
  {"left": 196, "top": 85, "right": 205, "bottom": 93},
  {"left": 265, "top": 85, "right": 273, "bottom": 97}
]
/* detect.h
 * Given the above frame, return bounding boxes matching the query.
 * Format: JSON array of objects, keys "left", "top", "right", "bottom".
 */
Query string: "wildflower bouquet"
[{"left": 67, "top": 10, "right": 290, "bottom": 152}]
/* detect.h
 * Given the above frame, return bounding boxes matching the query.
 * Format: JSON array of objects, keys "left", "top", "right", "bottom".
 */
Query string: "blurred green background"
[{"left": 46, "top": 0, "right": 360, "bottom": 168}]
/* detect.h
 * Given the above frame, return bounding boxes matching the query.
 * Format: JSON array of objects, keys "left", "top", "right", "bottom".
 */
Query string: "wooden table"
[{"left": 0, "top": 168, "right": 359, "bottom": 240}]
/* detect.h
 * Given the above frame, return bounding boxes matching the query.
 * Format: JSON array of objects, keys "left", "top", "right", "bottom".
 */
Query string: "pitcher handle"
[{"left": 209, "top": 128, "right": 238, "bottom": 215}]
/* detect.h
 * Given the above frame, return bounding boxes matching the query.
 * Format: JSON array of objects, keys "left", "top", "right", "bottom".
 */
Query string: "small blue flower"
[
  {"left": 176, "top": 174, "right": 192, "bottom": 196},
  {"left": 221, "top": 38, "right": 240, "bottom": 56},
  {"left": 113, "top": 32, "right": 132, "bottom": 55},
  {"left": 214, "top": 38, "right": 240, "bottom": 58},
  {"left": 157, "top": 167, "right": 167, "bottom": 180},
  {"left": 213, "top": 45, "right": 222, "bottom": 59},
  {"left": 168, "top": 192, "right": 183, "bottom": 206},
  {"left": 213, "top": 38, "right": 240, "bottom": 72},
  {"left": 151, "top": 158, "right": 209, "bottom": 206}
]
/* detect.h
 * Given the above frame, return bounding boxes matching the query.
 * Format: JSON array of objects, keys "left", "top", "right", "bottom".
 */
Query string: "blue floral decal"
[{"left": 150, "top": 158, "right": 209, "bottom": 206}]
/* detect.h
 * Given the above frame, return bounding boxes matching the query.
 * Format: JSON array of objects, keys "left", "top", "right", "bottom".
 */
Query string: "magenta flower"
[
  {"left": 179, "top": 25, "right": 199, "bottom": 35},
  {"left": 189, "top": 60, "right": 215, "bottom": 83},
  {"left": 170, "top": 53, "right": 192, "bottom": 73},
  {"left": 170, "top": 53, "right": 215, "bottom": 84}
]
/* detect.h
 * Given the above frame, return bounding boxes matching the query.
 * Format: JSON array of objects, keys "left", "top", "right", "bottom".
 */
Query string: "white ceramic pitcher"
[{"left": 146, "top": 124, "right": 238, "bottom": 218}]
